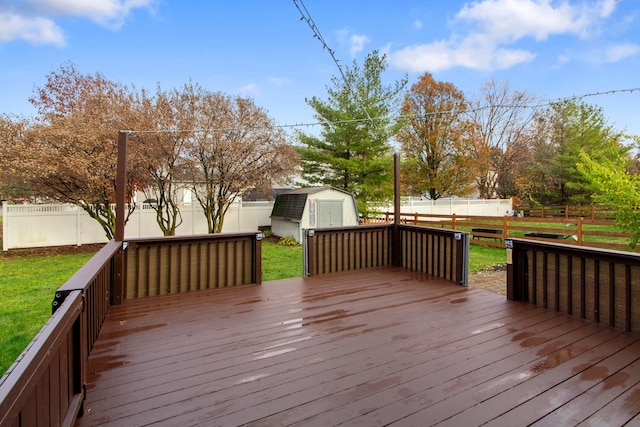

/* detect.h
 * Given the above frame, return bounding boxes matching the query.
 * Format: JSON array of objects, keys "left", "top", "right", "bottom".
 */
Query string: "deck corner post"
[
  {"left": 506, "top": 239, "right": 526, "bottom": 301},
  {"left": 304, "top": 228, "right": 316, "bottom": 277},
  {"left": 506, "top": 239, "right": 515, "bottom": 300},
  {"left": 255, "top": 233, "right": 263, "bottom": 285},
  {"left": 112, "top": 242, "right": 126, "bottom": 305}
]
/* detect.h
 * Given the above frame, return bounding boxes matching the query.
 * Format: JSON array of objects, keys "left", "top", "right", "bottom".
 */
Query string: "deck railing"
[
  {"left": 303, "top": 225, "right": 391, "bottom": 276},
  {"left": 398, "top": 225, "right": 469, "bottom": 286},
  {"left": 0, "top": 232, "right": 263, "bottom": 427},
  {"left": 123, "top": 233, "right": 263, "bottom": 299},
  {"left": 507, "top": 238, "right": 640, "bottom": 333},
  {"left": 0, "top": 240, "right": 121, "bottom": 427},
  {"left": 303, "top": 224, "right": 469, "bottom": 286}
]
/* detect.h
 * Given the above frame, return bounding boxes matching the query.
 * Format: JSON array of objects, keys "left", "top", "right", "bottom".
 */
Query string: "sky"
[{"left": 1, "top": 0, "right": 639, "bottom": 139}]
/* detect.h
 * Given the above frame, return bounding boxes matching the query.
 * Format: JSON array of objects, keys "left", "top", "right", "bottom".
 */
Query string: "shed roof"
[{"left": 270, "top": 186, "right": 352, "bottom": 222}]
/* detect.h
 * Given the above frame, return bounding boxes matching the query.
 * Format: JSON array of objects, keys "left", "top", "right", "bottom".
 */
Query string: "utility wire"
[
  {"left": 292, "top": 0, "right": 376, "bottom": 125},
  {"left": 131, "top": 87, "right": 640, "bottom": 134}
]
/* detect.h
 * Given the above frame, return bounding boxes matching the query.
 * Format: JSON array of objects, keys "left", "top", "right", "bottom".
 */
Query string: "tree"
[
  {"left": 0, "top": 114, "right": 31, "bottom": 200},
  {"left": 136, "top": 86, "right": 191, "bottom": 236},
  {"left": 17, "top": 63, "right": 146, "bottom": 239},
  {"left": 522, "top": 99, "right": 629, "bottom": 205},
  {"left": 468, "top": 80, "right": 537, "bottom": 198},
  {"left": 396, "top": 73, "right": 477, "bottom": 200},
  {"left": 181, "top": 82, "right": 299, "bottom": 233},
  {"left": 297, "top": 51, "right": 407, "bottom": 216},
  {"left": 578, "top": 150, "right": 640, "bottom": 247}
]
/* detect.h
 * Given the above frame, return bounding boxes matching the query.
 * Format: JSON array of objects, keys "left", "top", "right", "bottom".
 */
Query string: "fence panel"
[{"left": 2, "top": 201, "right": 274, "bottom": 250}]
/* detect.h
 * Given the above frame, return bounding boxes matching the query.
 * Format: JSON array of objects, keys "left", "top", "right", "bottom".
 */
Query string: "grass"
[
  {"left": 262, "top": 240, "right": 303, "bottom": 280},
  {"left": 0, "top": 252, "right": 95, "bottom": 376},
  {"left": 469, "top": 245, "right": 505, "bottom": 273},
  {"left": 0, "top": 239, "right": 504, "bottom": 377}
]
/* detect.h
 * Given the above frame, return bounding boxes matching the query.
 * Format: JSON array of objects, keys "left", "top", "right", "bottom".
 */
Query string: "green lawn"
[{"left": 0, "top": 239, "right": 504, "bottom": 377}]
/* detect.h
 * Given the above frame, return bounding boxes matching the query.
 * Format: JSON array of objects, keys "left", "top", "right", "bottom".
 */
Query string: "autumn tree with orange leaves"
[
  {"left": 397, "top": 73, "right": 477, "bottom": 200},
  {"left": 11, "top": 63, "right": 147, "bottom": 239}
]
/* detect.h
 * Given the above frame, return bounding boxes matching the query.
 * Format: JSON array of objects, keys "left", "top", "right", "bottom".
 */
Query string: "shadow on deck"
[{"left": 78, "top": 267, "right": 640, "bottom": 426}]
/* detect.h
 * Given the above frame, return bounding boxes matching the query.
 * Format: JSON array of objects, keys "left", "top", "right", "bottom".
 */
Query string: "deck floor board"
[{"left": 76, "top": 267, "right": 640, "bottom": 426}]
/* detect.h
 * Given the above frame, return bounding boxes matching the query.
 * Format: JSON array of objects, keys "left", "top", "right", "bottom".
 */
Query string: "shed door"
[{"left": 318, "top": 200, "right": 343, "bottom": 227}]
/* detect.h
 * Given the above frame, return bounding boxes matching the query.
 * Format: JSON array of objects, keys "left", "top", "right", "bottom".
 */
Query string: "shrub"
[{"left": 277, "top": 236, "right": 298, "bottom": 246}]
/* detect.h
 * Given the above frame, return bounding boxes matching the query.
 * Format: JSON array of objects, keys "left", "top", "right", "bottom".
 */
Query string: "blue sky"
[{"left": 1, "top": 0, "right": 639, "bottom": 138}]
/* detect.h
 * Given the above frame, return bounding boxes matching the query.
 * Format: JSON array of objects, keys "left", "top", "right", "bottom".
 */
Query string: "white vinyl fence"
[
  {"left": 2, "top": 201, "right": 274, "bottom": 250},
  {"left": 380, "top": 197, "right": 514, "bottom": 217},
  {"left": 2, "top": 198, "right": 513, "bottom": 250}
]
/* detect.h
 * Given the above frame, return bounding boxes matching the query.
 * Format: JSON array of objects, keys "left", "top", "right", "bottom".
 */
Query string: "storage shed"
[{"left": 270, "top": 186, "right": 359, "bottom": 243}]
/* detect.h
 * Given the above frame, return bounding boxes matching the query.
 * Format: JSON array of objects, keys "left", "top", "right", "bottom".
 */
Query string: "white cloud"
[
  {"left": 390, "top": 0, "right": 620, "bottom": 73},
  {"left": 336, "top": 28, "right": 370, "bottom": 58},
  {"left": 413, "top": 19, "right": 423, "bottom": 30},
  {"left": 0, "top": 13, "right": 64, "bottom": 46},
  {"left": 0, "top": 0, "right": 153, "bottom": 45},
  {"left": 238, "top": 83, "right": 259, "bottom": 97},
  {"left": 349, "top": 34, "right": 370, "bottom": 57},
  {"left": 26, "top": 0, "right": 154, "bottom": 29},
  {"left": 603, "top": 43, "right": 640, "bottom": 62}
]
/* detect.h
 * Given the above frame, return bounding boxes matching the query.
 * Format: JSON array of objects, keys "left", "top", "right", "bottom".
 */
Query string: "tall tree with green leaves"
[
  {"left": 297, "top": 51, "right": 407, "bottom": 216},
  {"left": 397, "top": 73, "right": 477, "bottom": 200},
  {"left": 523, "top": 99, "right": 629, "bottom": 205},
  {"left": 578, "top": 147, "right": 639, "bottom": 247}
]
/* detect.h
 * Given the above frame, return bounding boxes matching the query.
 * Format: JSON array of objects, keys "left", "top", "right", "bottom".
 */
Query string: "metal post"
[
  {"left": 392, "top": 154, "right": 402, "bottom": 266},
  {"left": 113, "top": 131, "right": 128, "bottom": 305},
  {"left": 115, "top": 131, "right": 128, "bottom": 242}
]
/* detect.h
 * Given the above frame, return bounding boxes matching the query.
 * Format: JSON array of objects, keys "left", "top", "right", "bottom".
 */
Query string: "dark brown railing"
[
  {"left": 303, "top": 225, "right": 391, "bottom": 276},
  {"left": 123, "top": 233, "right": 262, "bottom": 299},
  {"left": 0, "top": 232, "right": 263, "bottom": 427},
  {"left": 398, "top": 225, "right": 468, "bottom": 285},
  {"left": 304, "top": 224, "right": 469, "bottom": 286},
  {"left": 0, "top": 239, "right": 121, "bottom": 427},
  {"left": 507, "top": 238, "right": 640, "bottom": 333}
]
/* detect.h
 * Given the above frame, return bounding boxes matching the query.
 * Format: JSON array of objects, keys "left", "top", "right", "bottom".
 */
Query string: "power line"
[
  {"left": 130, "top": 86, "right": 639, "bottom": 134},
  {"left": 292, "top": 0, "right": 376, "bottom": 125}
]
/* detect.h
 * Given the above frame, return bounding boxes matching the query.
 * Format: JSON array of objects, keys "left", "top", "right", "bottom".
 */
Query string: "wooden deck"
[{"left": 76, "top": 267, "right": 640, "bottom": 426}]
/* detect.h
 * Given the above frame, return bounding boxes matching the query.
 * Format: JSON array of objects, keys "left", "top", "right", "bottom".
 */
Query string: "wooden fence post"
[
  {"left": 577, "top": 217, "right": 584, "bottom": 246},
  {"left": 452, "top": 213, "right": 457, "bottom": 230},
  {"left": 503, "top": 215, "right": 509, "bottom": 238}
]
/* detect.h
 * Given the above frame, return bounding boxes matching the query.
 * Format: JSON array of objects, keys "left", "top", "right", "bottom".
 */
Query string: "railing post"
[
  {"left": 306, "top": 229, "right": 316, "bottom": 277},
  {"left": 255, "top": 233, "right": 263, "bottom": 285},
  {"left": 452, "top": 213, "right": 456, "bottom": 230}
]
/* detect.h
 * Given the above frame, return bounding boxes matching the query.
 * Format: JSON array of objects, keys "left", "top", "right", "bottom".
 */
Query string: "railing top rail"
[
  {"left": 0, "top": 291, "right": 82, "bottom": 421},
  {"left": 398, "top": 223, "right": 470, "bottom": 237},
  {"left": 55, "top": 240, "right": 120, "bottom": 294},
  {"left": 508, "top": 237, "right": 640, "bottom": 264},
  {"left": 311, "top": 224, "right": 391, "bottom": 234},
  {"left": 125, "top": 232, "right": 261, "bottom": 246}
]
